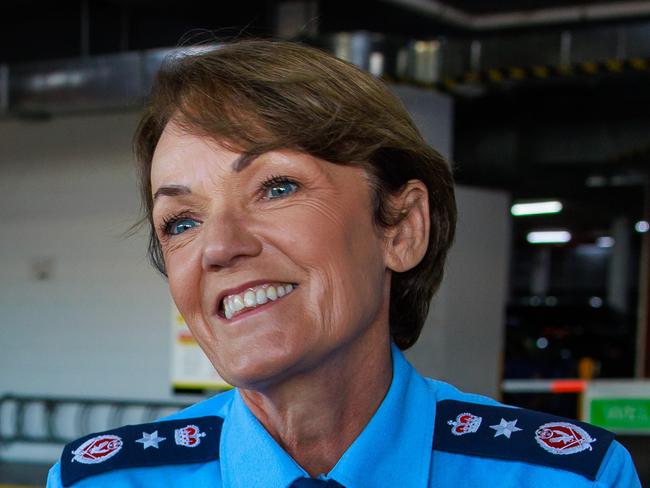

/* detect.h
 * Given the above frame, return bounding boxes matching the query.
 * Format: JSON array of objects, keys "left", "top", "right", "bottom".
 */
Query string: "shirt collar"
[
  {"left": 220, "top": 390, "right": 308, "bottom": 488},
  {"left": 219, "top": 343, "right": 435, "bottom": 488},
  {"left": 327, "top": 343, "right": 435, "bottom": 488}
]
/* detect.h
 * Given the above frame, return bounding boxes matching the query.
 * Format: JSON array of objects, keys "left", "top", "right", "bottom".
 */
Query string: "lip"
[{"left": 215, "top": 279, "right": 298, "bottom": 316}]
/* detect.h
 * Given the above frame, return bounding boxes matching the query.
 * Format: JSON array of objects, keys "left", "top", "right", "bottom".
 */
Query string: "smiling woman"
[
  {"left": 150, "top": 135, "right": 396, "bottom": 396},
  {"left": 46, "top": 40, "right": 640, "bottom": 487}
]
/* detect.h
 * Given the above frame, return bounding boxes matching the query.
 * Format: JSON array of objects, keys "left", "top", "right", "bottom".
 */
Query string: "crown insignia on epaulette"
[{"left": 448, "top": 412, "right": 482, "bottom": 435}]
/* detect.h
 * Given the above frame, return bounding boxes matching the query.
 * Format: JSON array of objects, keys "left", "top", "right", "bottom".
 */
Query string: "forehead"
[
  {"left": 149, "top": 121, "right": 373, "bottom": 200},
  {"left": 150, "top": 122, "right": 237, "bottom": 188}
]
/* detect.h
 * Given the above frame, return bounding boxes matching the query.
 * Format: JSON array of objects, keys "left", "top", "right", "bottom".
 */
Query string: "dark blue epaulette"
[
  {"left": 61, "top": 416, "right": 223, "bottom": 486},
  {"left": 433, "top": 400, "right": 615, "bottom": 481}
]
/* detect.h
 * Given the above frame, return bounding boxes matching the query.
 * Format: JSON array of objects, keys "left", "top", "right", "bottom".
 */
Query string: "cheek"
[
  {"left": 326, "top": 234, "right": 386, "bottom": 327},
  {"left": 165, "top": 248, "right": 205, "bottom": 328},
  {"left": 280, "top": 201, "right": 385, "bottom": 335}
]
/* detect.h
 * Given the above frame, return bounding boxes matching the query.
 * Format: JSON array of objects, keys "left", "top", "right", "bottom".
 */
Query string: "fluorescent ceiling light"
[
  {"left": 511, "top": 201, "right": 563, "bottom": 216},
  {"left": 635, "top": 220, "right": 649, "bottom": 233},
  {"left": 527, "top": 231, "right": 571, "bottom": 244}
]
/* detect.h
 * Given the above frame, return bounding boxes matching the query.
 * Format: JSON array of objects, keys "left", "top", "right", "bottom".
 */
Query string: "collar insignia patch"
[
  {"left": 71, "top": 434, "right": 123, "bottom": 464},
  {"left": 535, "top": 421, "right": 595, "bottom": 455},
  {"left": 61, "top": 415, "right": 223, "bottom": 487},
  {"left": 433, "top": 399, "right": 615, "bottom": 481}
]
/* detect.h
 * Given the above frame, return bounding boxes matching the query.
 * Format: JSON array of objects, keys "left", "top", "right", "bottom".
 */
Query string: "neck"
[{"left": 239, "top": 331, "right": 393, "bottom": 478}]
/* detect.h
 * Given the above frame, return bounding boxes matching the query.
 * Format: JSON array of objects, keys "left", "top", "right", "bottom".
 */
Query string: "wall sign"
[{"left": 170, "top": 304, "right": 230, "bottom": 391}]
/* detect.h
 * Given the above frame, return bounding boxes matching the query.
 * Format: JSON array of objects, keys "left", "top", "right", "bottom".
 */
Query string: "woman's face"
[{"left": 150, "top": 122, "right": 393, "bottom": 388}]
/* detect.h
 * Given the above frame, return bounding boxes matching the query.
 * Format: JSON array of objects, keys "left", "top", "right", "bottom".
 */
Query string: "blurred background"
[{"left": 0, "top": 0, "right": 649, "bottom": 485}]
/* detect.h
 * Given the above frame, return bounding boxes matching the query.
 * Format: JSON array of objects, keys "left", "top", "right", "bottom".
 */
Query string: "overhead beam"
[{"left": 379, "top": 0, "right": 650, "bottom": 29}]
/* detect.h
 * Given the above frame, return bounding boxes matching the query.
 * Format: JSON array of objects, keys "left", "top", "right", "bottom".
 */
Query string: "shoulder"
[
  {"left": 425, "top": 377, "right": 503, "bottom": 406},
  {"left": 426, "top": 383, "right": 640, "bottom": 487},
  {"left": 47, "top": 390, "right": 235, "bottom": 487},
  {"left": 163, "top": 388, "right": 236, "bottom": 421}
]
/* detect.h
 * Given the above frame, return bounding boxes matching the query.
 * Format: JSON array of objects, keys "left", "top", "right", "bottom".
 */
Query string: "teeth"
[
  {"left": 221, "top": 283, "right": 295, "bottom": 319},
  {"left": 267, "top": 286, "right": 277, "bottom": 301},
  {"left": 256, "top": 289, "right": 268, "bottom": 305},
  {"left": 232, "top": 295, "right": 244, "bottom": 311},
  {"left": 243, "top": 291, "right": 256, "bottom": 307}
]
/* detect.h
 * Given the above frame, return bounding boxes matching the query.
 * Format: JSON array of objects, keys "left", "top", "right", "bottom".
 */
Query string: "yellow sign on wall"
[{"left": 170, "top": 304, "right": 231, "bottom": 391}]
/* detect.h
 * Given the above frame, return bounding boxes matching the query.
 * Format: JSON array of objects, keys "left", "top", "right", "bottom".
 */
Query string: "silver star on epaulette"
[
  {"left": 136, "top": 430, "right": 167, "bottom": 449},
  {"left": 489, "top": 418, "right": 523, "bottom": 439}
]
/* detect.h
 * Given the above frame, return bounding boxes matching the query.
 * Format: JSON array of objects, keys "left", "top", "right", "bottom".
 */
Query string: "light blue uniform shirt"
[{"left": 48, "top": 343, "right": 641, "bottom": 487}]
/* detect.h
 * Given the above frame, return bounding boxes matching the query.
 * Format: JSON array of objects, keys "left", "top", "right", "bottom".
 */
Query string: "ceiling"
[
  {"left": 430, "top": 0, "right": 642, "bottom": 14},
  {"left": 4, "top": 0, "right": 650, "bottom": 63}
]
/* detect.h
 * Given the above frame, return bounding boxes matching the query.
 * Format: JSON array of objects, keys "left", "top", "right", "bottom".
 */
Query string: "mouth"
[{"left": 217, "top": 282, "right": 298, "bottom": 320}]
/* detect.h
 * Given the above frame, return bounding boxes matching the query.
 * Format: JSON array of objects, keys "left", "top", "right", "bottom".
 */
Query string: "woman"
[{"left": 48, "top": 40, "right": 640, "bottom": 487}]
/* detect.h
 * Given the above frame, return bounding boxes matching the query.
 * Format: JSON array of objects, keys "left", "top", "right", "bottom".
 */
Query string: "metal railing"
[{"left": 0, "top": 394, "right": 191, "bottom": 446}]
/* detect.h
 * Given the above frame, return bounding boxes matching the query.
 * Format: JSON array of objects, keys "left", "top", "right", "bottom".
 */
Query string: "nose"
[{"left": 201, "top": 213, "right": 263, "bottom": 270}]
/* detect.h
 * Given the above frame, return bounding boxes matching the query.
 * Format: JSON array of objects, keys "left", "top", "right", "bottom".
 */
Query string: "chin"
[{"left": 211, "top": 348, "right": 306, "bottom": 391}]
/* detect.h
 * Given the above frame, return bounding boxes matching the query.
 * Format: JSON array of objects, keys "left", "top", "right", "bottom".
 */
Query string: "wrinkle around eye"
[
  {"left": 157, "top": 220, "right": 202, "bottom": 254},
  {"left": 289, "top": 197, "right": 350, "bottom": 229}
]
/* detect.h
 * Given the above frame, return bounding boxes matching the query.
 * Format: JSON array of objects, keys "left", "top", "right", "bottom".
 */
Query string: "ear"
[{"left": 383, "top": 180, "right": 430, "bottom": 273}]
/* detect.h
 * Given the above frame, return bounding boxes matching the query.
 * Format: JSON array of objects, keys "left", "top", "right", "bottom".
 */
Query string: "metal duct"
[
  {"left": 2, "top": 46, "right": 215, "bottom": 117},
  {"left": 380, "top": 0, "right": 650, "bottom": 30},
  {"left": 324, "top": 23, "right": 650, "bottom": 87},
  {"left": 1, "top": 21, "right": 650, "bottom": 117},
  {"left": 9, "top": 52, "right": 144, "bottom": 116}
]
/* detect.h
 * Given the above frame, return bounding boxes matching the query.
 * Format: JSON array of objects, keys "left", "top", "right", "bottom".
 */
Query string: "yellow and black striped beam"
[{"left": 435, "top": 57, "right": 650, "bottom": 93}]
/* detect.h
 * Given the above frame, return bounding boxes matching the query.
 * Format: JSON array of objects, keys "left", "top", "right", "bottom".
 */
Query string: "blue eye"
[
  {"left": 168, "top": 218, "right": 200, "bottom": 236},
  {"left": 265, "top": 179, "right": 298, "bottom": 199}
]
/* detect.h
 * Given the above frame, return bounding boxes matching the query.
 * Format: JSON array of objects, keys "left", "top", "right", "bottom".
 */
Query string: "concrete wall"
[
  {"left": 407, "top": 186, "right": 511, "bottom": 398},
  {"left": 0, "top": 114, "right": 172, "bottom": 403},
  {"left": 394, "top": 84, "right": 511, "bottom": 399}
]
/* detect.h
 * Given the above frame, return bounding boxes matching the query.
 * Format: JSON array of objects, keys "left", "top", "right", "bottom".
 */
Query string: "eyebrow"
[
  {"left": 232, "top": 153, "right": 261, "bottom": 172},
  {"left": 152, "top": 153, "right": 264, "bottom": 202},
  {"left": 153, "top": 184, "right": 191, "bottom": 201}
]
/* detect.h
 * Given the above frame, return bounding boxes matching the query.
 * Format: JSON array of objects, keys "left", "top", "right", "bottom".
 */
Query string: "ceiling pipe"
[
  {"left": 380, "top": 0, "right": 650, "bottom": 29},
  {"left": 378, "top": 0, "right": 470, "bottom": 27}
]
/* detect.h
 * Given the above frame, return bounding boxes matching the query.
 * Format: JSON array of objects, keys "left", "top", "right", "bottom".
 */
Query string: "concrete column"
[
  {"left": 396, "top": 85, "right": 511, "bottom": 398},
  {"left": 637, "top": 186, "right": 650, "bottom": 378},
  {"left": 530, "top": 247, "right": 551, "bottom": 298},
  {"left": 608, "top": 217, "right": 630, "bottom": 314}
]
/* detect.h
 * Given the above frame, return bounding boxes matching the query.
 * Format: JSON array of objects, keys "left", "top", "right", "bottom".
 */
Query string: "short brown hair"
[{"left": 134, "top": 39, "right": 456, "bottom": 349}]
